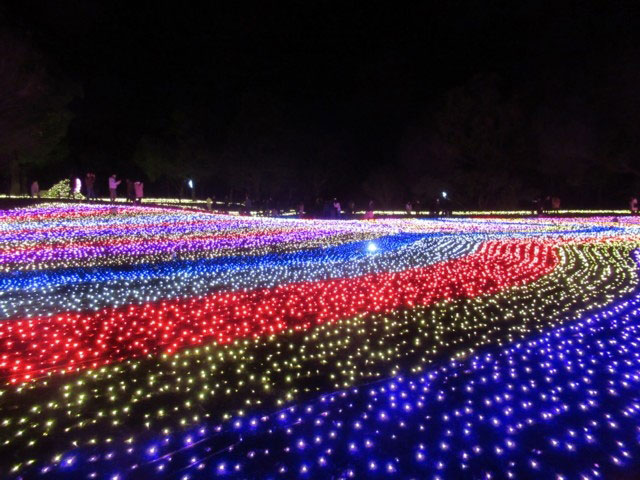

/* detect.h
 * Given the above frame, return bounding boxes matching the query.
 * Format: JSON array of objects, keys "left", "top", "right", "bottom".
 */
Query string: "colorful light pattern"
[{"left": 2, "top": 204, "right": 640, "bottom": 479}]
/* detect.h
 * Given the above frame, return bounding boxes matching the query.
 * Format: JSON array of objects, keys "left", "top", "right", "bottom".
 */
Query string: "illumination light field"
[{"left": 2, "top": 204, "right": 640, "bottom": 479}]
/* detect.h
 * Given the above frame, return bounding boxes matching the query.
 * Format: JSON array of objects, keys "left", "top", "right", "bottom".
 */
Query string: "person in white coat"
[{"left": 109, "top": 175, "right": 121, "bottom": 202}]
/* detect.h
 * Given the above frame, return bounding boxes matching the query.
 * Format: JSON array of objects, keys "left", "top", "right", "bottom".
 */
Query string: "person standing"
[
  {"left": 630, "top": 197, "right": 638, "bottom": 215},
  {"left": 405, "top": 201, "right": 413, "bottom": 216},
  {"left": 85, "top": 172, "right": 96, "bottom": 200},
  {"left": 134, "top": 181, "right": 144, "bottom": 204},
  {"left": 30, "top": 180, "right": 40, "bottom": 198},
  {"left": 433, "top": 197, "right": 441, "bottom": 217},
  {"left": 244, "top": 193, "right": 252, "bottom": 215},
  {"left": 322, "top": 198, "right": 332, "bottom": 218},
  {"left": 364, "top": 200, "right": 374, "bottom": 220},
  {"left": 125, "top": 179, "right": 134, "bottom": 203},
  {"left": 346, "top": 200, "right": 355, "bottom": 217},
  {"left": 108, "top": 174, "right": 121, "bottom": 202}
]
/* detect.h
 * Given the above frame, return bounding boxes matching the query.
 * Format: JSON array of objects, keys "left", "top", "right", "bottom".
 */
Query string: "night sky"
[{"left": 2, "top": 1, "right": 639, "bottom": 206}]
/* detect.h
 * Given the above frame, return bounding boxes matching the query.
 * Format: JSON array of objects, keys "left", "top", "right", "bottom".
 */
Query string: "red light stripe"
[{"left": 0, "top": 239, "right": 558, "bottom": 383}]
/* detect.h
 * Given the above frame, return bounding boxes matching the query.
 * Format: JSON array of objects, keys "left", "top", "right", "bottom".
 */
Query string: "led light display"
[{"left": 1, "top": 204, "right": 640, "bottom": 479}]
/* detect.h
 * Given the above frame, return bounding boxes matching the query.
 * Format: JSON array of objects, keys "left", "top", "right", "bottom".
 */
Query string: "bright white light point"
[{"left": 367, "top": 242, "right": 377, "bottom": 252}]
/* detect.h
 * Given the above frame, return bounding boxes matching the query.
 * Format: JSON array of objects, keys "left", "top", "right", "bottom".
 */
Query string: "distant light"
[
  {"left": 188, "top": 179, "right": 194, "bottom": 189},
  {"left": 367, "top": 242, "right": 378, "bottom": 252},
  {"left": 442, "top": 191, "right": 447, "bottom": 198}
]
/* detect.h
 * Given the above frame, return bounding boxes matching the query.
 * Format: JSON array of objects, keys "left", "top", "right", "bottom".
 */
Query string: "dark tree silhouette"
[
  {"left": 435, "top": 73, "right": 526, "bottom": 208},
  {"left": 132, "top": 109, "right": 215, "bottom": 198},
  {"left": 0, "top": 28, "right": 76, "bottom": 193}
]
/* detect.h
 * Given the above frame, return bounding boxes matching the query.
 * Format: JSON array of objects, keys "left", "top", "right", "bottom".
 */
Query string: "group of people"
[
  {"left": 110, "top": 175, "right": 144, "bottom": 204},
  {"left": 310, "top": 197, "right": 356, "bottom": 219},
  {"left": 236, "top": 194, "right": 454, "bottom": 219},
  {"left": 86, "top": 173, "right": 144, "bottom": 203},
  {"left": 30, "top": 173, "right": 144, "bottom": 203},
  {"left": 32, "top": 181, "right": 640, "bottom": 216},
  {"left": 403, "top": 197, "right": 453, "bottom": 217},
  {"left": 532, "top": 196, "right": 562, "bottom": 215},
  {"left": 80, "top": 172, "right": 144, "bottom": 203}
]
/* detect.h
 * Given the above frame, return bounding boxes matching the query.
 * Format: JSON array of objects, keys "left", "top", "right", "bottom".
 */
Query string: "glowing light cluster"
[{"left": 1, "top": 204, "right": 640, "bottom": 479}]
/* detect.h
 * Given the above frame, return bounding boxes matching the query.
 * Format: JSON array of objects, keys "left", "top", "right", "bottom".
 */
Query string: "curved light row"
[
  {"left": 2, "top": 204, "right": 640, "bottom": 479},
  {"left": 0, "top": 243, "right": 636, "bottom": 475},
  {"left": 12, "top": 250, "right": 640, "bottom": 480},
  {"left": 0, "top": 235, "right": 481, "bottom": 318}
]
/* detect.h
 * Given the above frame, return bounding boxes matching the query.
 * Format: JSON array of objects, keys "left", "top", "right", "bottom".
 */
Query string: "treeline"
[{"left": 2, "top": 26, "right": 640, "bottom": 209}]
